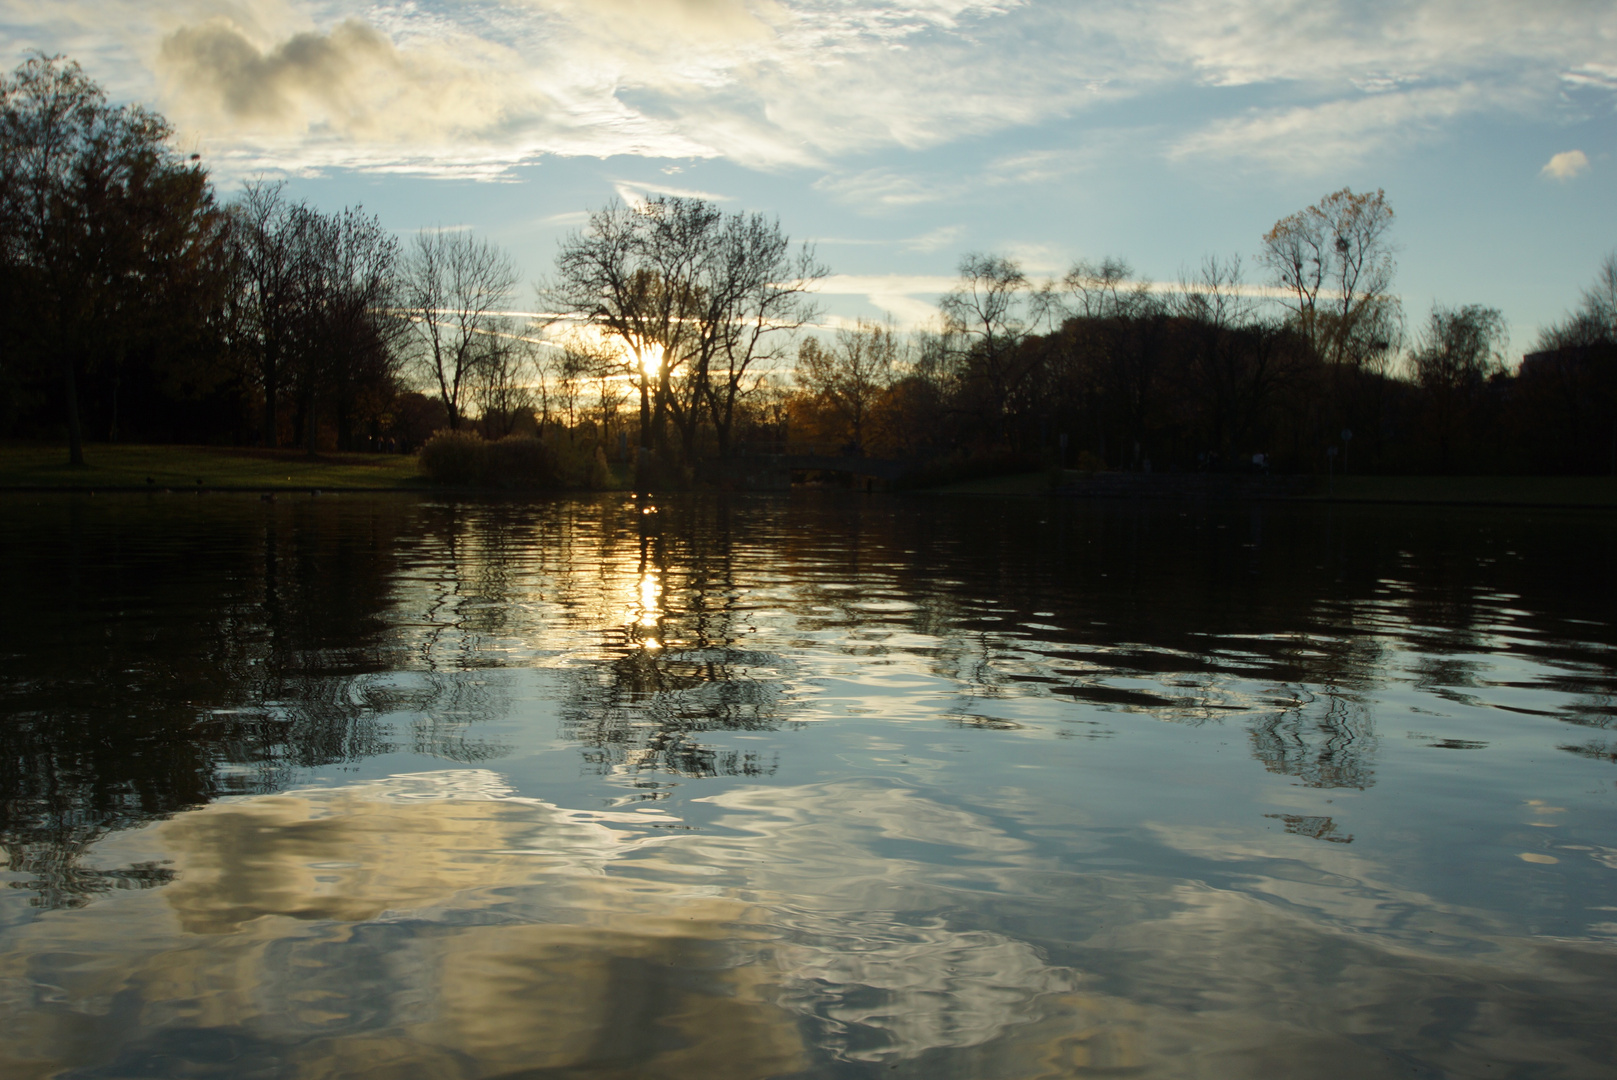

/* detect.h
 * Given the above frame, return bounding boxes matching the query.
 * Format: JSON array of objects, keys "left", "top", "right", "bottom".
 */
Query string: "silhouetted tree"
[
  {"left": 794, "top": 319, "right": 900, "bottom": 453},
  {"left": 1410, "top": 304, "right": 1507, "bottom": 469},
  {"left": 1261, "top": 188, "right": 1401, "bottom": 372},
  {"left": 0, "top": 55, "right": 226, "bottom": 463},
  {"left": 548, "top": 196, "right": 821, "bottom": 470},
  {"left": 400, "top": 229, "right": 519, "bottom": 431}
]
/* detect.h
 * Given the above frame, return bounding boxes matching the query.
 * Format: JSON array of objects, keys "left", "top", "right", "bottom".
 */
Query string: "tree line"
[
  {"left": 3, "top": 54, "right": 1613, "bottom": 480},
  {"left": 789, "top": 193, "right": 1616, "bottom": 478}
]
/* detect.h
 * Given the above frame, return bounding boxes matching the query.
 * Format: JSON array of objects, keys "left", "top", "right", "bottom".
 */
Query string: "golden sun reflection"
[{"left": 634, "top": 569, "right": 662, "bottom": 632}]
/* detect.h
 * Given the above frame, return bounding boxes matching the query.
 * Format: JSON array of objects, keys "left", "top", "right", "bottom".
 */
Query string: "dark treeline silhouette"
[
  {"left": 791, "top": 207, "right": 1617, "bottom": 479},
  {"left": 4, "top": 55, "right": 1614, "bottom": 480},
  {"left": 0, "top": 56, "right": 480, "bottom": 458}
]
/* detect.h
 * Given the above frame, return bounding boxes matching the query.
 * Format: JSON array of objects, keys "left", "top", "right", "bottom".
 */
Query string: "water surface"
[{"left": 2, "top": 492, "right": 1614, "bottom": 1078}]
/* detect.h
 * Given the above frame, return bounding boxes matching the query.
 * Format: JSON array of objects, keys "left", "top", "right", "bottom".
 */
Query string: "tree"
[
  {"left": 1260, "top": 188, "right": 1401, "bottom": 371},
  {"left": 548, "top": 198, "right": 717, "bottom": 460},
  {"left": 296, "top": 206, "right": 403, "bottom": 451},
  {"left": 1524, "top": 254, "right": 1617, "bottom": 473},
  {"left": 1053, "top": 257, "right": 1168, "bottom": 469},
  {"left": 547, "top": 196, "right": 822, "bottom": 466},
  {"left": 473, "top": 334, "right": 539, "bottom": 439},
  {"left": 795, "top": 320, "right": 900, "bottom": 452},
  {"left": 938, "top": 254, "right": 1052, "bottom": 445},
  {"left": 1536, "top": 252, "right": 1617, "bottom": 350},
  {"left": 400, "top": 229, "right": 518, "bottom": 431},
  {"left": 1063, "top": 256, "right": 1154, "bottom": 320},
  {"left": 226, "top": 182, "right": 309, "bottom": 447},
  {"left": 0, "top": 54, "right": 225, "bottom": 464},
  {"left": 691, "top": 211, "right": 823, "bottom": 457},
  {"left": 1171, "top": 255, "right": 1295, "bottom": 462},
  {"left": 1410, "top": 304, "right": 1507, "bottom": 469}
]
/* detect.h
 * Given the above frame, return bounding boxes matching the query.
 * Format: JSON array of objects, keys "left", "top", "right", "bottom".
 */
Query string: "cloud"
[
  {"left": 1562, "top": 63, "right": 1617, "bottom": 92},
  {"left": 814, "top": 272, "right": 961, "bottom": 327},
  {"left": 1170, "top": 84, "right": 1489, "bottom": 173},
  {"left": 153, "top": 12, "right": 719, "bottom": 176},
  {"left": 815, "top": 273, "right": 960, "bottom": 296},
  {"left": 612, "top": 177, "right": 734, "bottom": 207},
  {"left": 903, "top": 224, "right": 963, "bottom": 252},
  {"left": 525, "top": 0, "right": 784, "bottom": 48},
  {"left": 813, "top": 168, "right": 964, "bottom": 209},
  {"left": 1541, "top": 149, "right": 1590, "bottom": 181},
  {"left": 11, "top": 0, "right": 1617, "bottom": 180}
]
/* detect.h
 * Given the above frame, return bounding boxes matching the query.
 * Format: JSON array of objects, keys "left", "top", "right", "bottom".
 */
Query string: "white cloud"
[
  {"left": 1170, "top": 84, "right": 1492, "bottom": 173},
  {"left": 816, "top": 273, "right": 959, "bottom": 295},
  {"left": 3, "top": 0, "right": 1615, "bottom": 182},
  {"left": 1540, "top": 149, "right": 1590, "bottom": 180},
  {"left": 813, "top": 168, "right": 964, "bottom": 209},
  {"left": 611, "top": 178, "right": 734, "bottom": 207}
]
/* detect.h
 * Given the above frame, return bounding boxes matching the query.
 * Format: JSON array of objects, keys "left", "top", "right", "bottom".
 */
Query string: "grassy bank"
[
  {"left": 932, "top": 469, "right": 1617, "bottom": 506},
  {"left": 0, "top": 442, "right": 424, "bottom": 490},
  {"left": 1316, "top": 474, "right": 1617, "bottom": 507}
]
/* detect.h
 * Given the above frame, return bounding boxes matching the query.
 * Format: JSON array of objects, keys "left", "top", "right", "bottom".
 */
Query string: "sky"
[{"left": 4, "top": 0, "right": 1615, "bottom": 353}]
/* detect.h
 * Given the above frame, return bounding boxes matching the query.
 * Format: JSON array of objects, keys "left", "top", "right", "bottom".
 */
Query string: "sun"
[{"left": 633, "top": 341, "right": 664, "bottom": 378}]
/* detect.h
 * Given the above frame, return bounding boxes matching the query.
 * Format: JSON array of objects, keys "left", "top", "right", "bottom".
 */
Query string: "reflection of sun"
[{"left": 636, "top": 571, "right": 660, "bottom": 633}]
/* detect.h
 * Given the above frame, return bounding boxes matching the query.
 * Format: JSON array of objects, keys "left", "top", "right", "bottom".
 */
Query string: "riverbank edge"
[{"left": 928, "top": 470, "right": 1617, "bottom": 508}]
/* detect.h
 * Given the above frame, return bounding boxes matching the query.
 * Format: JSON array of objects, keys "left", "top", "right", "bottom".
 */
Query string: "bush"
[
  {"left": 418, "top": 430, "right": 559, "bottom": 489},
  {"left": 486, "top": 436, "right": 557, "bottom": 489},
  {"left": 418, "top": 429, "right": 488, "bottom": 485}
]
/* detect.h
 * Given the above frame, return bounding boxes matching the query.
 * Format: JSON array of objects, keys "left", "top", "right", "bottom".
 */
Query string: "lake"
[{"left": 2, "top": 491, "right": 1614, "bottom": 1079}]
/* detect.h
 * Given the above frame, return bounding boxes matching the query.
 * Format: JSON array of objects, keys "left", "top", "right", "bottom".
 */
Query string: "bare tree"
[
  {"left": 1172, "top": 254, "right": 1255, "bottom": 328},
  {"left": 693, "top": 212, "right": 824, "bottom": 457},
  {"left": 473, "top": 334, "right": 538, "bottom": 438},
  {"left": 1536, "top": 252, "right": 1617, "bottom": 350},
  {"left": 295, "top": 205, "right": 401, "bottom": 451},
  {"left": 795, "top": 319, "right": 899, "bottom": 452},
  {"left": 1260, "top": 188, "right": 1401, "bottom": 370},
  {"left": 1064, "top": 256, "right": 1155, "bottom": 320},
  {"left": 228, "top": 182, "right": 319, "bottom": 448},
  {"left": 401, "top": 229, "right": 518, "bottom": 430},
  {"left": 938, "top": 254, "right": 1055, "bottom": 442},
  {"left": 547, "top": 198, "right": 718, "bottom": 457},
  {"left": 546, "top": 196, "right": 822, "bottom": 462}
]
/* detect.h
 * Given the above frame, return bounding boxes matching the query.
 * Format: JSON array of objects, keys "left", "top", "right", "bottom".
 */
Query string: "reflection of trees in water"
[
  {"left": 4, "top": 493, "right": 1613, "bottom": 901},
  {"left": 1248, "top": 689, "right": 1377, "bottom": 789},
  {"left": 0, "top": 497, "right": 503, "bottom": 908},
  {"left": 560, "top": 501, "right": 788, "bottom": 778}
]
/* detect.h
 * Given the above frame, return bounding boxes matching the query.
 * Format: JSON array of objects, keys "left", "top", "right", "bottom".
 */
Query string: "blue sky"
[{"left": 5, "top": 0, "right": 1614, "bottom": 352}]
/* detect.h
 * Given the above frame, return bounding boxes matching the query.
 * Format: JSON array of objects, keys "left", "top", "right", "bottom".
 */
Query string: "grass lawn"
[
  {"left": 1318, "top": 474, "right": 1617, "bottom": 507},
  {"left": 928, "top": 469, "right": 1617, "bottom": 506},
  {"left": 0, "top": 442, "right": 425, "bottom": 490},
  {"left": 928, "top": 471, "right": 1060, "bottom": 496}
]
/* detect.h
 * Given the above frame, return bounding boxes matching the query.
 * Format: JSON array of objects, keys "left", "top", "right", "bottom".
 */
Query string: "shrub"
[
  {"left": 418, "top": 431, "right": 559, "bottom": 489},
  {"left": 418, "top": 429, "right": 489, "bottom": 485},
  {"left": 486, "top": 436, "right": 558, "bottom": 489}
]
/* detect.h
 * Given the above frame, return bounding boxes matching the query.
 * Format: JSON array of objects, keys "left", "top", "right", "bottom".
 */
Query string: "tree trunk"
[
  {"left": 62, "top": 349, "right": 85, "bottom": 466},
  {"left": 263, "top": 368, "right": 279, "bottom": 448}
]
